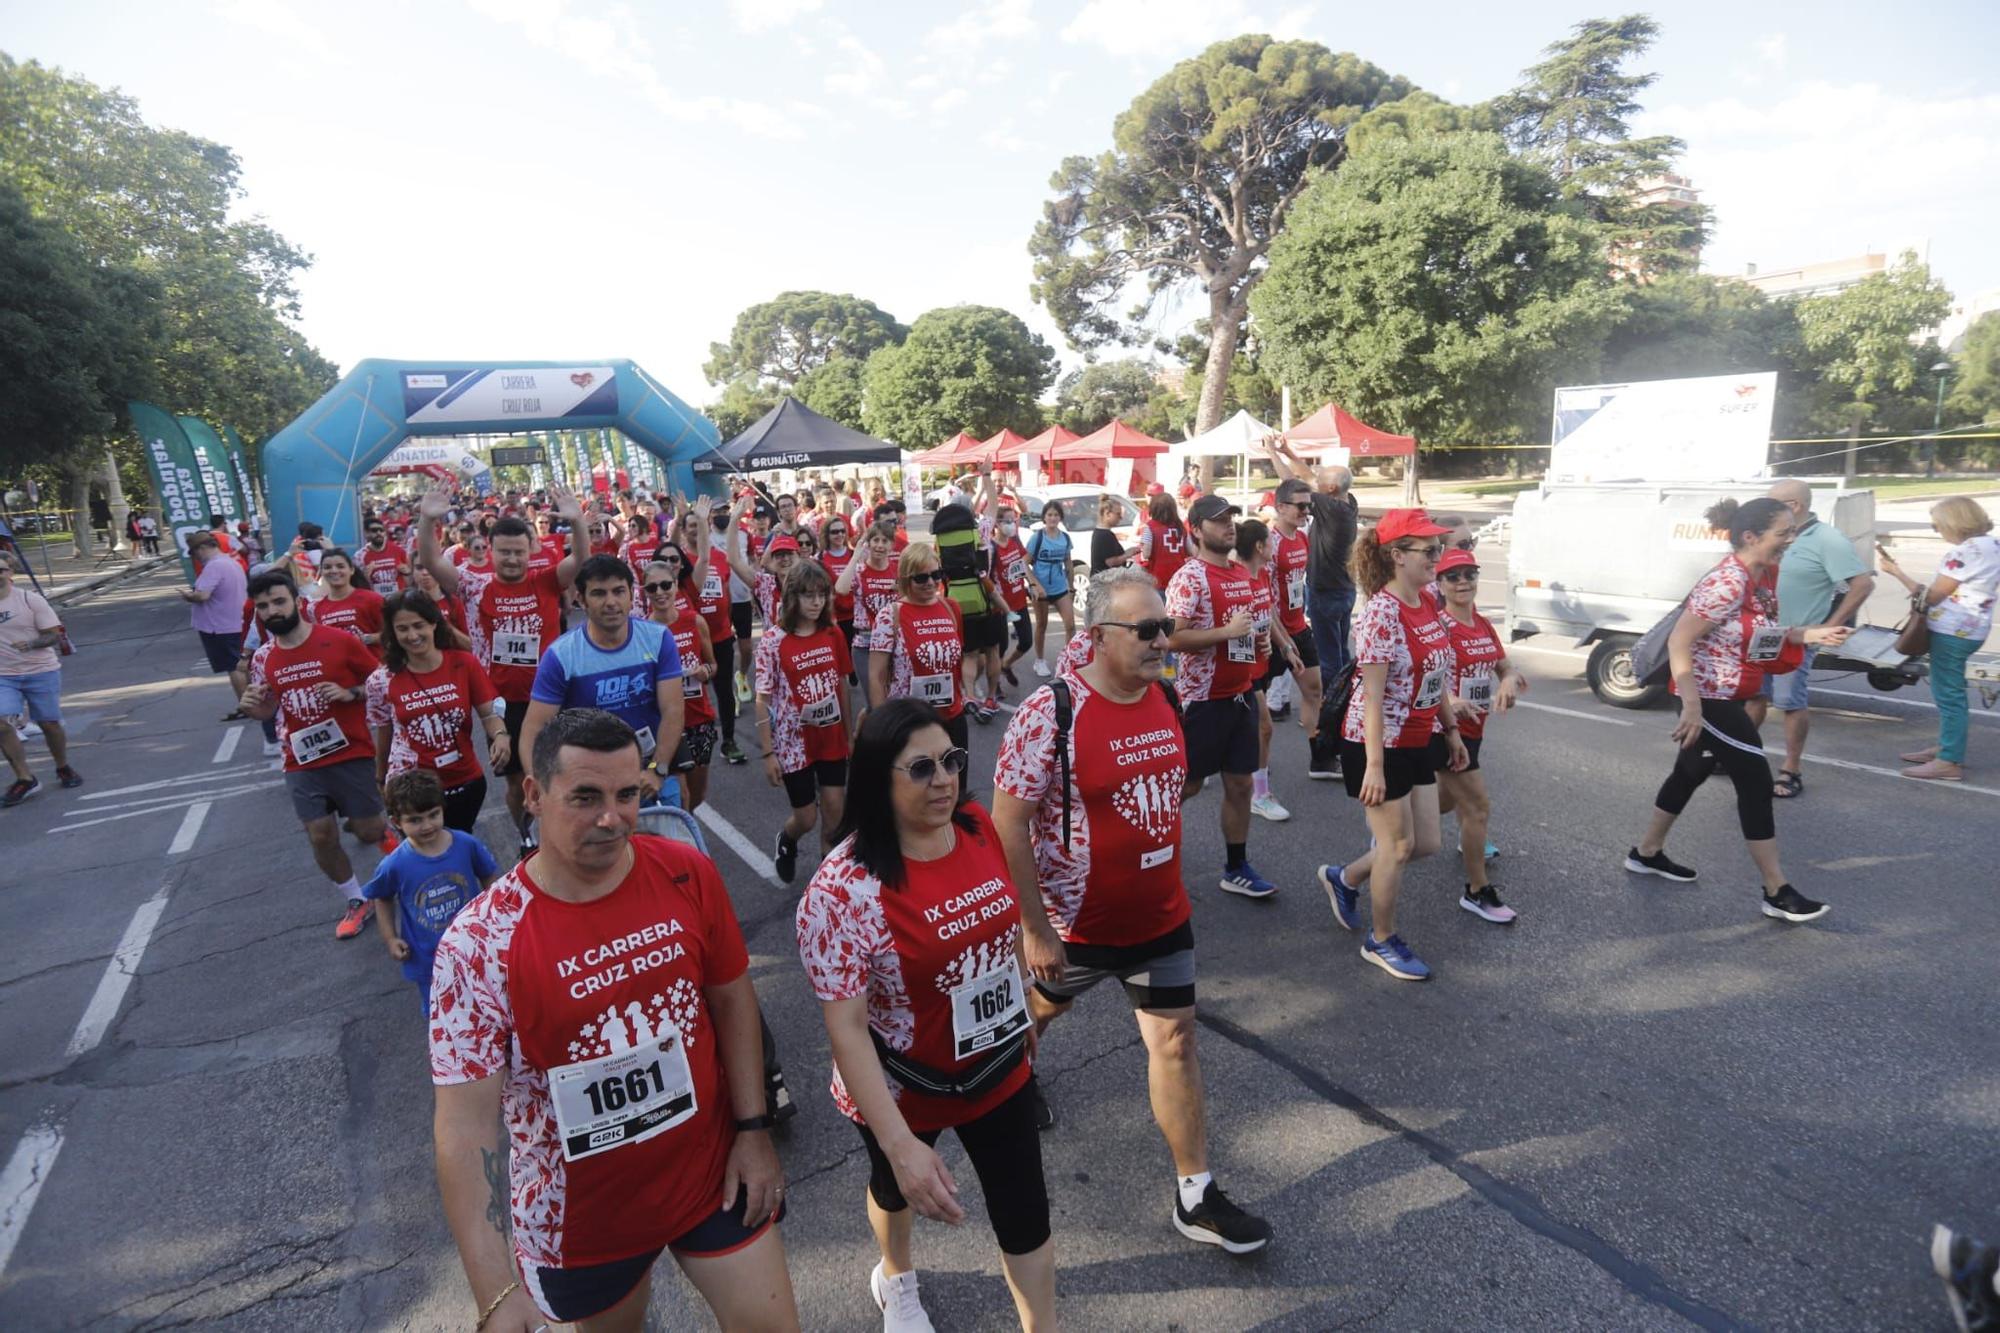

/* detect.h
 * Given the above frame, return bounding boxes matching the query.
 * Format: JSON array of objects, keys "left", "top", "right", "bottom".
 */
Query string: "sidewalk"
[{"left": 5, "top": 540, "right": 175, "bottom": 605}]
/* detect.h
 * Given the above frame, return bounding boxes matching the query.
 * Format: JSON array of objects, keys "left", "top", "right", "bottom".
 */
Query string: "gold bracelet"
[{"left": 474, "top": 1280, "right": 519, "bottom": 1331}]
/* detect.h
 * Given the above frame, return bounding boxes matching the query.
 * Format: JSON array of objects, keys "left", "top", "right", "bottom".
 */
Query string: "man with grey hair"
[
  {"left": 1756, "top": 478, "right": 1873, "bottom": 796},
  {"left": 993, "top": 568, "right": 1273, "bottom": 1254}
]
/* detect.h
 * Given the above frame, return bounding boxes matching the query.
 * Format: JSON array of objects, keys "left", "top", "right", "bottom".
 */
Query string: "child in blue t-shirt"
[{"left": 365, "top": 770, "right": 499, "bottom": 1014}]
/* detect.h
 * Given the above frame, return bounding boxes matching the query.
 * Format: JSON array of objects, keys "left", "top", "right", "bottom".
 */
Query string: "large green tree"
[
  {"left": 704, "top": 290, "right": 905, "bottom": 391},
  {"left": 1794, "top": 256, "right": 1954, "bottom": 439},
  {"left": 794, "top": 357, "right": 868, "bottom": 431},
  {"left": 1030, "top": 36, "right": 1414, "bottom": 437},
  {"left": 1249, "top": 131, "right": 1621, "bottom": 445},
  {"left": 1489, "top": 14, "right": 1704, "bottom": 276},
  {"left": 862, "top": 306, "right": 1054, "bottom": 448},
  {"left": 1052, "top": 359, "right": 1161, "bottom": 435},
  {"left": 1946, "top": 312, "right": 2000, "bottom": 425}
]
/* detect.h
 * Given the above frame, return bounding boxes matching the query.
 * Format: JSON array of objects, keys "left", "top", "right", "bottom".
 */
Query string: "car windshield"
[{"left": 1026, "top": 496, "right": 1106, "bottom": 531}]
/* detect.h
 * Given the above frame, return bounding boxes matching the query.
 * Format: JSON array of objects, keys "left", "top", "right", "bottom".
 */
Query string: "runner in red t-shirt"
[
  {"left": 836, "top": 521, "right": 901, "bottom": 710},
  {"left": 992, "top": 565, "right": 1272, "bottom": 1255},
  {"left": 1430, "top": 547, "right": 1525, "bottom": 925},
  {"left": 366, "top": 588, "right": 506, "bottom": 833},
  {"left": 306, "top": 550, "right": 388, "bottom": 659},
  {"left": 418, "top": 483, "right": 585, "bottom": 836},
  {"left": 752, "top": 561, "right": 854, "bottom": 885},
  {"left": 817, "top": 513, "right": 858, "bottom": 640},
  {"left": 359, "top": 518, "right": 410, "bottom": 595},
  {"left": 430, "top": 708, "right": 797, "bottom": 1330},
  {"left": 869, "top": 546, "right": 967, "bottom": 775},
  {"left": 620, "top": 514, "right": 663, "bottom": 603},
  {"left": 240, "top": 570, "right": 391, "bottom": 941},
  {"left": 1266, "top": 477, "right": 1327, "bottom": 772},
  {"left": 644, "top": 546, "right": 719, "bottom": 811},
  {"left": 1232, "top": 520, "right": 1305, "bottom": 827},
  {"left": 1164, "top": 495, "right": 1272, "bottom": 899},
  {"left": 986, "top": 502, "right": 1036, "bottom": 689},
  {"left": 1320, "top": 509, "right": 1468, "bottom": 984},
  {"left": 796, "top": 703, "right": 1052, "bottom": 1329}
]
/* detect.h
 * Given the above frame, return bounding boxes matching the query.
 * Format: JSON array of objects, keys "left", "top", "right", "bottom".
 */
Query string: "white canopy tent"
[{"left": 1163, "top": 408, "right": 1279, "bottom": 493}]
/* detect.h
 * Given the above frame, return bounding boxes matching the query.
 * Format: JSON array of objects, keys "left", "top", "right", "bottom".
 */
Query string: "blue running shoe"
[
  {"left": 1219, "top": 861, "right": 1277, "bottom": 899},
  {"left": 1484, "top": 838, "right": 1500, "bottom": 860},
  {"left": 1361, "top": 932, "right": 1430, "bottom": 981},
  {"left": 1317, "top": 864, "right": 1360, "bottom": 931}
]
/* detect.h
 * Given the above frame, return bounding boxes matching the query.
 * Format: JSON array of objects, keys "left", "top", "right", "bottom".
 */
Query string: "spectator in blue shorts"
[
  {"left": 0, "top": 556, "right": 81, "bottom": 806},
  {"left": 366, "top": 770, "right": 499, "bottom": 1013}
]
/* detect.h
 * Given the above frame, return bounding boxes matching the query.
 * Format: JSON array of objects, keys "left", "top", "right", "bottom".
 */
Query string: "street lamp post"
[{"left": 1928, "top": 360, "right": 1951, "bottom": 480}]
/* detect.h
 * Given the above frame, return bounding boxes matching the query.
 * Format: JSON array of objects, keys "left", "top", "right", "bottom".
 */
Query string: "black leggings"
[
  {"left": 441, "top": 776, "right": 487, "bottom": 833},
  {"left": 1653, "top": 697, "right": 1775, "bottom": 841},
  {"left": 856, "top": 1079, "right": 1050, "bottom": 1255},
  {"left": 712, "top": 635, "right": 738, "bottom": 743}
]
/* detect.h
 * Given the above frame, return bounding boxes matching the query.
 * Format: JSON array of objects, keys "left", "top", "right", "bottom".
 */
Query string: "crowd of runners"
[{"left": 107, "top": 450, "right": 1998, "bottom": 1332}]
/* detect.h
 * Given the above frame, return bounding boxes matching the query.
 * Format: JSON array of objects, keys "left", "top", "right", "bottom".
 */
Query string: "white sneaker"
[
  {"left": 262, "top": 739, "right": 283, "bottom": 757},
  {"left": 870, "top": 1261, "right": 935, "bottom": 1333},
  {"left": 1250, "top": 792, "right": 1290, "bottom": 822},
  {"left": 1032, "top": 659, "right": 1052, "bottom": 678}
]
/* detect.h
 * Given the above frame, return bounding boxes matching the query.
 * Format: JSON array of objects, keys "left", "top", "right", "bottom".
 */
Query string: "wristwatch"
[{"left": 733, "top": 1113, "right": 777, "bottom": 1132}]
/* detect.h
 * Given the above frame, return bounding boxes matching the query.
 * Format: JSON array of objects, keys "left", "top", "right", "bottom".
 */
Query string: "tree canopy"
[
  {"left": 862, "top": 305, "right": 1054, "bottom": 448},
  {"left": 1030, "top": 35, "right": 1414, "bottom": 438},
  {"left": 1052, "top": 360, "right": 1162, "bottom": 435},
  {"left": 704, "top": 290, "right": 905, "bottom": 390},
  {"left": 1946, "top": 313, "right": 2000, "bottom": 426},
  {"left": 1249, "top": 131, "right": 1620, "bottom": 444},
  {"left": 1795, "top": 256, "right": 1953, "bottom": 425}
]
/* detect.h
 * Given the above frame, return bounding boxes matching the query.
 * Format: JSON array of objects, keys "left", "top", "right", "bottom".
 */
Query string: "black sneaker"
[
  {"left": 1172, "top": 1181, "right": 1271, "bottom": 1254},
  {"left": 721, "top": 739, "right": 747, "bottom": 765},
  {"left": 773, "top": 831, "right": 798, "bottom": 885},
  {"left": 1459, "top": 884, "right": 1518, "bottom": 924},
  {"left": 1028, "top": 1075, "right": 1055, "bottom": 1132},
  {"left": 1624, "top": 847, "right": 1697, "bottom": 882},
  {"left": 1761, "top": 883, "right": 1830, "bottom": 923},
  {"left": 1932, "top": 1224, "right": 2000, "bottom": 1333},
  {"left": 1, "top": 776, "right": 40, "bottom": 808},
  {"left": 766, "top": 1067, "right": 799, "bottom": 1125},
  {"left": 1306, "top": 734, "right": 1340, "bottom": 780}
]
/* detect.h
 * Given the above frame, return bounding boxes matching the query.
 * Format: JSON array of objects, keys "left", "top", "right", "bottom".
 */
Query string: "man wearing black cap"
[{"left": 1165, "top": 494, "right": 1276, "bottom": 899}]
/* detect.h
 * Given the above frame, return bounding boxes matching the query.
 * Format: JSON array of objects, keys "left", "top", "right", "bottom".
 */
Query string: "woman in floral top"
[
  {"left": 1626, "top": 497, "right": 1852, "bottom": 923},
  {"left": 1880, "top": 496, "right": 1999, "bottom": 782}
]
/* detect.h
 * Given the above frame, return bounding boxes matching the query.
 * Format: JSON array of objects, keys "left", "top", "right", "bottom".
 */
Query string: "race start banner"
[{"left": 129, "top": 401, "right": 209, "bottom": 582}]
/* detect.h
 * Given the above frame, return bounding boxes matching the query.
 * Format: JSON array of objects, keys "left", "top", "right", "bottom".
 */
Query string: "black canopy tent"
[{"left": 693, "top": 397, "right": 901, "bottom": 474}]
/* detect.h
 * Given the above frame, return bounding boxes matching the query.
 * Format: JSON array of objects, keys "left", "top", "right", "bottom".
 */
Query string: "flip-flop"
[{"left": 1773, "top": 770, "right": 1804, "bottom": 799}]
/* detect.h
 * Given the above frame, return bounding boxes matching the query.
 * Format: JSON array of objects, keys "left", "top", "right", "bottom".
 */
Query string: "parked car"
[{"left": 1012, "top": 486, "right": 1141, "bottom": 586}]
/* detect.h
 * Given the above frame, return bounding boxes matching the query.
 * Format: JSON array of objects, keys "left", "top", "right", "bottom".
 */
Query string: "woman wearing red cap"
[
  {"left": 1315, "top": 509, "right": 1467, "bottom": 982},
  {"left": 1430, "top": 547, "right": 1526, "bottom": 924}
]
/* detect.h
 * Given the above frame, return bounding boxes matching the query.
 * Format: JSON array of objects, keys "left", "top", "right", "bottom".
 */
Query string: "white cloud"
[
  {"left": 1061, "top": 0, "right": 1317, "bottom": 61},
  {"left": 1753, "top": 33, "right": 1787, "bottom": 69},
  {"left": 467, "top": 0, "right": 818, "bottom": 138},
  {"left": 924, "top": 0, "right": 1038, "bottom": 54},
  {"left": 932, "top": 88, "right": 970, "bottom": 114},
  {"left": 980, "top": 120, "right": 1032, "bottom": 153},
  {"left": 729, "top": 0, "right": 821, "bottom": 34},
  {"left": 1650, "top": 81, "right": 2000, "bottom": 283},
  {"left": 210, "top": 0, "right": 333, "bottom": 53}
]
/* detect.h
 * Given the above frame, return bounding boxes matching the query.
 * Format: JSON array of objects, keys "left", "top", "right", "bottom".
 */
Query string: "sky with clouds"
[{"left": 8, "top": 0, "right": 1998, "bottom": 415}]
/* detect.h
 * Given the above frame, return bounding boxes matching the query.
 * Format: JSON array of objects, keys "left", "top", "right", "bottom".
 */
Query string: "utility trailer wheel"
[{"left": 1587, "top": 635, "right": 1668, "bottom": 710}]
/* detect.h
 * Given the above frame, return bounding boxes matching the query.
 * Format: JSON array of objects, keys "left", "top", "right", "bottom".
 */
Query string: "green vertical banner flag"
[
  {"left": 129, "top": 401, "right": 209, "bottom": 582},
  {"left": 222, "top": 425, "right": 261, "bottom": 525},
  {"left": 179, "top": 416, "right": 245, "bottom": 525}
]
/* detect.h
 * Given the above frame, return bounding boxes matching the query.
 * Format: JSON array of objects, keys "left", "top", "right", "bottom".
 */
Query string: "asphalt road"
[{"left": 1, "top": 559, "right": 1995, "bottom": 1331}]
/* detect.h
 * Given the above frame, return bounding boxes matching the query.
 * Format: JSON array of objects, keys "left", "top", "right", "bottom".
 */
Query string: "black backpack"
[{"left": 1047, "top": 676, "right": 1181, "bottom": 842}]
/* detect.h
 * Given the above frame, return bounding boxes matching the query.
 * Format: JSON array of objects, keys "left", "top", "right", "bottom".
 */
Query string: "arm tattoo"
[{"left": 481, "top": 1146, "right": 509, "bottom": 1237}]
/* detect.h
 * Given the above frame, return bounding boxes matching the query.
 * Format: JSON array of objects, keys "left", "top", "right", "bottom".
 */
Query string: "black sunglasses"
[
  {"left": 893, "top": 747, "right": 969, "bottom": 783},
  {"left": 1099, "top": 616, "right": 1175, "bottom": 642},
  {"left": 642, "top": 580, "right": 677, "bottom": 594},
  {"left": 908, "top": 570, "right": 943, "bottom": 585},
  {"left": 1438, "top": 568, "right": 1480, "bottom": 584}
]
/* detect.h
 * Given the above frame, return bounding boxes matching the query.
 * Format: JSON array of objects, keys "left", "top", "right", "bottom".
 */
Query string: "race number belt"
[{"left": 548, "top": 1024, "right": 697, "bottom": 1161}]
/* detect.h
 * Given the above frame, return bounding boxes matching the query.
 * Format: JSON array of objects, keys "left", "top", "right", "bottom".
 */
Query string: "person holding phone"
[{"left": 1880, "top": 496, "right": 1999, "bottom": 781}]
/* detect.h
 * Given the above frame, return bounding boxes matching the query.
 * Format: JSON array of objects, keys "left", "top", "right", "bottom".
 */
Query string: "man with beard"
[
  {"left": 1165, "top": 495, "right": 1274, "bottom": 899},
  {"left": 418, "top": 482, "right": 586, "bottom": 836},
  {"left": 239, "top": 570, "right": 390, "bottom": 940},
  {"left": 358, "top": 517, "right": 411, "bottom": 595}
]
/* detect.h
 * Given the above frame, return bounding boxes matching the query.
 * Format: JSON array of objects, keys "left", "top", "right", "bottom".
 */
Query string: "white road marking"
[
  {"left": 0, "top": 1120, "right": 64, "bottom": 1278},
  {"left": 1782, "top": 749, "right": 2000, "bottom": 798},
  {"left": 80, "top": 763, "right": 272, "bottom": 801},
  {"left": 167, "top": 801, "right": 212, "bottom": 855},
  {"left": 692, "top": 804, "right": 781, "bottom": 886},
  {"left": 1515, "top": 700, "right": 1633, "bottom": 726},
  {"left": 54, "top": 781, "right": 281, "bottom": 831},
  {"left": 65, "top": 883, "right": 171, "bottom": 1056},
  {"left": 212, "top": 725, "right": 244, "bottom": 764}
]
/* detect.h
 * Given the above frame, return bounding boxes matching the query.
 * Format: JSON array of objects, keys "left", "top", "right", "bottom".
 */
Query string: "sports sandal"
[{"left": 1773, "top": 770, "right": 1803, "bottom": 799}]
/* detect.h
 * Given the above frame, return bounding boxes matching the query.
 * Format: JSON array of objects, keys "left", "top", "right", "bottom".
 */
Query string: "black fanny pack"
[{"left": 870, "top": 1027, "right": 1027, "bottom": 1100}]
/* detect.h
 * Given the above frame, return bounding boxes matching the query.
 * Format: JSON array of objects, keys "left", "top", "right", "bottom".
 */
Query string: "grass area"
[
  {"left": 1434, "top": 478, "right": 1542, "bottom": 497},
  {"left": 1850, "top": 477, "right": 2000, "bottom": 499}
]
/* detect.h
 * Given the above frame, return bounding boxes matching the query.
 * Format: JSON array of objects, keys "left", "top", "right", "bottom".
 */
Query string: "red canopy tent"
[
  {"left": 975, "top": 428, "right": 1028, "bottom": 465},
  {"left": 1050, "top": 420, "right": 1171, "bottom": 461},
  {"left": 1283, "top": 403, "right": 1416, "bottom": 458},
  {"left": 997, "top": 424, "right": 1076, "bottom": 465},
  {"left": 910, "top": 431, "right": 983, "bottom": 467}
]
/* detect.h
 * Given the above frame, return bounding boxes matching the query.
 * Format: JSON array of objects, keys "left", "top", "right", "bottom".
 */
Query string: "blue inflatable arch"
[{"left": 261, "top": 358, "right": 726, "bottom": 548}]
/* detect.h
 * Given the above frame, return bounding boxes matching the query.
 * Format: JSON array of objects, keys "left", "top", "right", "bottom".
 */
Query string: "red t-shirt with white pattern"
[
  {"left": 991, "top": 537, "right": 1030, "bottom": 613},
  {"left": 1270, "top": 526, "right": 1310, "bottom": 635},
  {"left": 871, "top": 599, "right": 964, "bottom": 718},
  {"left": 1246, "top": 564, "right": 1275, "bottom": 675},
  {"left": 308, "top": 587, "right": 386, "bottom": 658},
  {"left": 854, "top": 562, "right": 901, "bottom": 648},
  {"left": 1056, "top": 627, "right": 1094, "bottom": 677},
  {"left": 794, "top": 805, "right": 1030, "bottom": 1133},
  {"left": 459, "top": 567, "right": 567, "bottom": 702},
  {"left": 1164, "top": 558, "right": 1259, "bottom": 702},
  {"left": 753, "top": 626, "right": 854, "bottom": 771},
  {"left": 1679, "top": 556, "right": 1776, "bottom": 701},
  {"left": 428, "top": 836, "right": 749, "bottom": 1270},
  {"left": 664, "top": 595, "right": 716, "bottom": 728},
  {"left": 994, "top": 677, "right": 1190, "bottom": 947},
  {"left": 819, "top": 550, "right": 857, "bottom": 623},
  {"left": 753, "top": 571, "right": 781, "bottom": 627},
  {"left": 359, "top": 542, "right": 408, "bottom": 595},
  {"left": 250, "top": 625, "right": 380, "bottom": 772},
  {"left": 696, "top": 550, "right": 732, "bottom": 643},
  {"left": 1438, "top": 608, "right": 1504, "bottom": 741},
  {"left": 1342, "top": 588, "right": 1455, "bottom": 748},
  {"left": 365, "top": 650, "right": 498, "bottom": 787}
]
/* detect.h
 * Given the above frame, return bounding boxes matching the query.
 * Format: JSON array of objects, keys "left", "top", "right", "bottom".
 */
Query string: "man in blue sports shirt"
[{"left": 519, "top": 554, "right": 685, "bottom": 801}]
